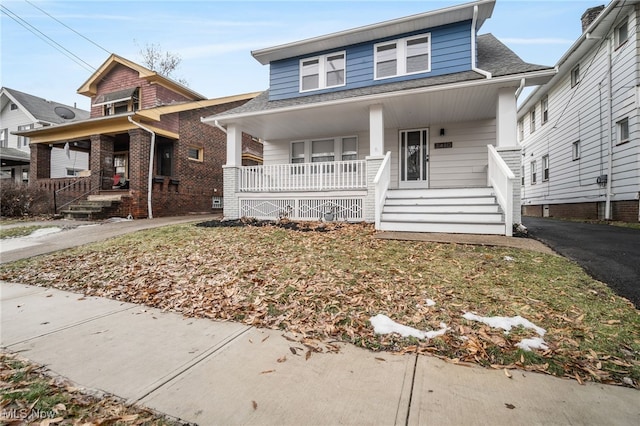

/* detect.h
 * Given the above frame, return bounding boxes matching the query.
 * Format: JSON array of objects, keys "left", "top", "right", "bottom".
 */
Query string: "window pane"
[
  {"left": 292, "top": 142, "right": 305, "bottom": 158},
  {"left": 302, "top": 74, "right": 319, "bottom": 91},
  {"left": 376, "top": 43, "right": 397, "bottom": 77},
  {"left": 327, "top": 70, "right": 344, "bottom": 86},
  {"left": 406, "top": 37, "right": 429, "bottom": 73},
  {"left": 312, "top": 139, "right": 334, "bottom": 162},
  {"left": 326, "top": 54, "right": 345, "bottom": 86},
  {"left": 301, "top": 59, "right": 319, "bottom": 90},
  {"left": 342, "top": 137, "right": 357, "bottom": 154}
]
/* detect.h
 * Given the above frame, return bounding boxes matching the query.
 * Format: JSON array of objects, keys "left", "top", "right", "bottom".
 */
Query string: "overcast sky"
[{"left": 1, "top": 0, "right": 600, "bottom": 109}]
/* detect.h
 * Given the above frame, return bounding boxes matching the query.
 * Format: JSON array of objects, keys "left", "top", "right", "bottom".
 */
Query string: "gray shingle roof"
[
  {"left": 3, "top": 87, "right": 89, "bottom": 124},
  {"left": 212, "top": 33, "right": 553, "bottom": 118},
  {"left": 0, "top": 147, "right": 30, "bottom": 162}
]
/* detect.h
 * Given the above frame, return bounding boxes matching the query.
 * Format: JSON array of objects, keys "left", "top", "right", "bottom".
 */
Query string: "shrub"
[{"left": 0, "top": 181, "right": 52, "bottom": 217}]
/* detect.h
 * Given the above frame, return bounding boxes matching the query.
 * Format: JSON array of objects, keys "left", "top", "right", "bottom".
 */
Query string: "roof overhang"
[
  {"left": 252, "top": 0, "right": 496, "bottom": 65},
  {"left": 15, "top": 113, "right": 178, "bottom": 144},
  {"left": 0, "top": 147, "right": 30, "bottom": 166},
  {"left": 518, "top": 0, "right": 633, "bottom": 115},
  {"left": 207, "top": 69, "right": 555, "bottom": 141},
  {"left": 93, "top": 87, "right": 138, "bottom": 107}
]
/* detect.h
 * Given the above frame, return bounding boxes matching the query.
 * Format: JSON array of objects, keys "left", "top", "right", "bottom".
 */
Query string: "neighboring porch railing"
[
  {"left": 487, "top": 145, "right": 515, "bottom": 236},
  {"left": 239, "top": 160, "right": 367, "bottom": 192},
  {"left": 373, "top": 151, "right": 392, "bottom": 229}
]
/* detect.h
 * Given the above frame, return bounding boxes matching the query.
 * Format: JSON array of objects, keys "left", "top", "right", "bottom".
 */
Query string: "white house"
[
  {"left": 204, "top": 0, "right": 555, "bottom": 235},
  {"left": 518, "top": 0, "right": 640, "bottom": 223},
  {"left": 0, "top": 87, "right": 90, "bottom": 183}
]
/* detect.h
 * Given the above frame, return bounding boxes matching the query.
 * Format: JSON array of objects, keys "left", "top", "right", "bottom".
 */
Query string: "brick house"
[{"left": 18, "top": 54, "right": 261, "bottom": 218}]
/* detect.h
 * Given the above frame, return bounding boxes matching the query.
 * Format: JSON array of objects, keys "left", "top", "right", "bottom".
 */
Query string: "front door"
[{"left": 399, "top": 129, "right": 429, "bottom": 188}]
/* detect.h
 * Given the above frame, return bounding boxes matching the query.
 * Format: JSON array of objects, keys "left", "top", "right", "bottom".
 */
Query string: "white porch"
[{"left": 209, "top": 76, "right": 541, "bottom": 236}]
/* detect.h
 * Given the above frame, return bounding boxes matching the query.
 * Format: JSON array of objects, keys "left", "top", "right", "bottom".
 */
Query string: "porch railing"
[
  {"left": 373, "top": 151, "right": 391, "bottom": 229},
  {"left": 487, "top": 145, "right": 515, "bottom": 236},
  {"left": 239, "top": 160, "right": 367, "bottom": 192},
  {"left": 34, "top": 175, "right": 95, "bottom": 214}
]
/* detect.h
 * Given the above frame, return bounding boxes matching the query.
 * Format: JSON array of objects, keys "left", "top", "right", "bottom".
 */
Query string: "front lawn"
[{"left": 1, "top": 221, "right": 638, "bottom": 388}]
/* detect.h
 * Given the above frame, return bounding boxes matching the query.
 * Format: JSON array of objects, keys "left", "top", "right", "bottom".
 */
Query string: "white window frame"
[
  {"left": 66, "top": 168, "right": 83, "bottom": 177},
  {"left": 542, "top": 155, "right": 549, "bottom": 181},
  {"left": 518, "top": 119, "right": 524, "bottom": 141},
  {"left": 530, "top": 108, "right": 536, "bottom": 133},
  {"left": 572, "top": 140, "right": 581, "bottom": 161},
  {"left": 290, "top": 136, "right": 358, "bottom": 163},
  {"left": 0, "top": 128, "right": 8, "bottom": 148},
  {"left": 17, "top": 124, "right": 33, "bottom": 147},
  {"left": 617, "top": 117, "right": 629, "bottom": 145},
  {"left": 374, "top": 33, "right": 431, "bottom": 80},
  {"left": 571, "top": 65, "right": 580, "bottom": 87},
  {"left": 615, "top": 18, "right": 628, "bottom": 48},
  {"left": 299, "top": 51, "right": 346, "bottom": 93},
  {"left": 531, "top": 160, "right": 537, "bottom": 185},
  {"left": 541, "top": 95, "right": 549, "bottom": 125}
]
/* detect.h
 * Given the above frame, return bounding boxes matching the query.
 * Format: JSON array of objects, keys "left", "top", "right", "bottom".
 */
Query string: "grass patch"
[
  {"left": 0, "top": 352, "right": 181, "bottom": 424},
  {"left": 1, "top": 222, "right": 638, "bottom": 388}
]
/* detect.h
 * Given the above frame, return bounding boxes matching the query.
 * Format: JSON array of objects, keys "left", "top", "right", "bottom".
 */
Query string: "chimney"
[{"left": 581, "top": 5, "right": 605, "bottom": 32}]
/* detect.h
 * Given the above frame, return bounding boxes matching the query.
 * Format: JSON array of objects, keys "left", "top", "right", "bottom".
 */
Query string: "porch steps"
[
  {"left": 60, "top": 195, "right": 123, "bottom": 220},
  {"left": 379, "top": 187, "right": 506, "bottom": 235}
]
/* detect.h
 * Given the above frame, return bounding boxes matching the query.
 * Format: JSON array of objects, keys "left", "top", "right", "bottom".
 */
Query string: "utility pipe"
[
  {"left": 515, "top": 78, "right": 526, "bottom": 99},
  {"left": 471, "top": 5, "right": 492, "bottom": 79},
  {"left": 212, "top": 119, "right": 227, "bottom": 134},
  {"left": 128, "top": 115, "right": 156, "bottom": 219},
  {"left": 605, "top": 35, "right": 613, "bottom": 220}
]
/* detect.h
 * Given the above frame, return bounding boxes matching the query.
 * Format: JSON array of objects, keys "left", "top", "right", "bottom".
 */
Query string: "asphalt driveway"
[{"left": 523, "top": 217, "right": 640, "bottom": 309}]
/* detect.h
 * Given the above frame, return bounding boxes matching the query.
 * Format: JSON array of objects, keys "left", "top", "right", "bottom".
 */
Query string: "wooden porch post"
[
  {"left": 496, "top": 87, "right": 518, "bottom": 148},
  {"left": 369, "top": 104, "right": 385, "bottom": 158}
]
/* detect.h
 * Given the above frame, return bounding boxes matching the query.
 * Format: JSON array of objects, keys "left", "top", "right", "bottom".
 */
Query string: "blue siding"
[{"left": 269, "top": 20, "right": 473, "bottom": 101}]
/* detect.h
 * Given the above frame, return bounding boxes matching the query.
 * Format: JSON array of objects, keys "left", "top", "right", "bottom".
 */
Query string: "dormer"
[{"left": 252, "top": 0, "right": 495, "bottom": 101}]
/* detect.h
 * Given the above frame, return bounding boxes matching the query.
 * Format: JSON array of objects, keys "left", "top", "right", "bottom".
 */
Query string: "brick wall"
[
  {"left": 89, "top": 134, "right": 115, "bottom": 190},
  {"left": 522, "top": 201, "right": 639, "bottom": 222},
  {"left": 30, "top": 143, "right": 51, "bottom": 181}
]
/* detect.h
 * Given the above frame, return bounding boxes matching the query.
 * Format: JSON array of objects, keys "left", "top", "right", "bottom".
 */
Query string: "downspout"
[
  {"left": 212, "top": 119, "right": 227, "bottom": 134},
  {"left": 605, "top": 35, "right": 613, "bottom": 220},
  {"left": 471, "top": 5, "right": 492, "bottom": 79},
  {"left": 515, "top": 78, "right": 526, "bottom": 99},
  {"left": 128, "top": 116, "right": 155, "bottom": 219}
]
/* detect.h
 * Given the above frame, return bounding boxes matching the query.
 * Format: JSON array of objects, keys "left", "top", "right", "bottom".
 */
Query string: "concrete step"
[
  {"left": 88, "top": 194, "right": 123, "bottom": 202},
  {"left": 387, "top": 187, "right": 494, "bottom": 199},
  {"left": 383, "top": 204, "right": 501, "bottom": 214},
  {"left": 378, "top": 220, "right": 506, "bottom": 235},
  {"left": 381, "top": 212, "right": 504, "bottom": 223},
  {"left": 385, "top": 196, "right": 497, "bottom": 206}
]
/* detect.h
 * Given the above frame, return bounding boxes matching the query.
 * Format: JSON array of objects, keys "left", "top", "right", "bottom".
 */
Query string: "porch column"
[
  {"left": 223, "top": 123, "right": 242, "bottom": 219},
  {"left": 369, "top": 104, "right": 384, "bottom": 157},
  {"left": 29, "top": 143, "right": 51, "bottom": 182},
  {"left": 89, "top": 134, "right": 115, "bottom": 190},
  {"left": 496, "top": 87, "right": 518, "bottom": 148}
]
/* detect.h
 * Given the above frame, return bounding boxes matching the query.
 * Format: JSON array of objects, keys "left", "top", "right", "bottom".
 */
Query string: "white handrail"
[
  {"left": 487, "top": 145, "right": 515, "bottom": 236},
  {"left": 373, "top": 151, "right": 392, "bottom": 229},
  {"left": 239, "top": 159, "right": 367, "bottom": 192}
]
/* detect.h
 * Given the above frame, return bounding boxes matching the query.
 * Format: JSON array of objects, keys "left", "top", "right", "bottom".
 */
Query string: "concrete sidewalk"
[{"left": 2, "top": 281, "right": 637, "bottom": 425}]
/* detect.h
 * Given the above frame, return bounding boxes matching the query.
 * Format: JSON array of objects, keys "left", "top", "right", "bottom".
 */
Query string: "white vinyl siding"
[
  {"left": 374, "top": 33, "right": 431, "bottom": 79},
  {"left": 300, "top": 52, "right": 346, "bottom": 92},
  {"left": 518, "top": 5, "right": 639, "bottom": 208}
]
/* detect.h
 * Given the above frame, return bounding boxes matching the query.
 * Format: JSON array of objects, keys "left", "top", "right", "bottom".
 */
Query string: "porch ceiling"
[{"left": 230, "top": 79, "right": 522, "bottom": 141}]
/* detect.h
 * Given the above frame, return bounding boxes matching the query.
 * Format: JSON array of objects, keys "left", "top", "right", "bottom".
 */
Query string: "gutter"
[
  {"left": 127, "top": 116, "right": 156, "bottom": 219},
  {"left": 471, "top": 5, "right": 492, "bottom": 79},
  {"left": 605, "top": 35, "right": 613, "bottom": 220}
]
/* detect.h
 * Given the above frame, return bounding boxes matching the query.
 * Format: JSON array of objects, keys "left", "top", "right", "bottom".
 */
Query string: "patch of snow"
[
  {"left": 516, "top": 337, "right": 549, "bottom": 351},
  {"left": 425, "top": 298, "right": 436, "bottom": 307},
  {"left": 622, "top": 377, "right": 634, "bottom": 386},
  {"left": 105, "top": 217, "right": 133, "bottom": 223},
  {"left": 369, "top": 314, "right": 449, "bottom": 340},
  {"left": 462, "top": 312, "right": 546, "bottom": 336},
  {"left": 29, "top": 227, "right": 62, "bottom": 238},
  {"left": 503, "top": 256, "right": 514, "bottom": 261}
]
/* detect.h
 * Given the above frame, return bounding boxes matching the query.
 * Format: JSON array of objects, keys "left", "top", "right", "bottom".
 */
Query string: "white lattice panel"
[{"left": 240, "top": 198, "right": 364, "bottom": 221}]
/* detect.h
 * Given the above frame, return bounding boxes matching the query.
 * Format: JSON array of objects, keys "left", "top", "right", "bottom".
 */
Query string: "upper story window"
[
  {"left": 300, "top": 52, "right": 346, "bottom": 92},
  {"left": 530, "top": 108, "right": 536, "bottom": 133},
  {"left": 541, "top": 95, "right": 549, "bottom": 125},
  {"left": 374, "top": 34, "right": 430, "bottom": 80},
  {"left": 10, "top": 103, "right": 18, "bottom": 110},
  {"left": 17, "top": 124, "right": 33, "bottom": 147},
  {"left": 530, "top": 160, "right": 537, "bottom": 185},
  {"left": 615, "top": 18, "right": 628, "bottom": 48},
  {"left": 94, "top": 87, "right": 140, "bottom": 116},
  {"left": 617, "top": 117, "right": 629, "bottom": 145},
  {"left": 571, "top": 65, "right": 580, "bottom": 87},
  {"left": 518, "top": 120, "right": 524, "bottom": 141},
  {"left": 542, "top": 155, "right": 549, "bottom": 181},
  {"left": 0, "top": 128, "right": 8, "bottom": 148}
]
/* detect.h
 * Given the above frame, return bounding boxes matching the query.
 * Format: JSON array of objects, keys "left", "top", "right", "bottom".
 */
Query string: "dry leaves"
[{"left": 1, "top": 221, "right": 638, "bottom": 388}]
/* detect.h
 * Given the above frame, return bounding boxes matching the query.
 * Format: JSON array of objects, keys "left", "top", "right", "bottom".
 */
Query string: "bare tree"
[{"left": 136, "top": 41, "right": 189, "bottom": 86}]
